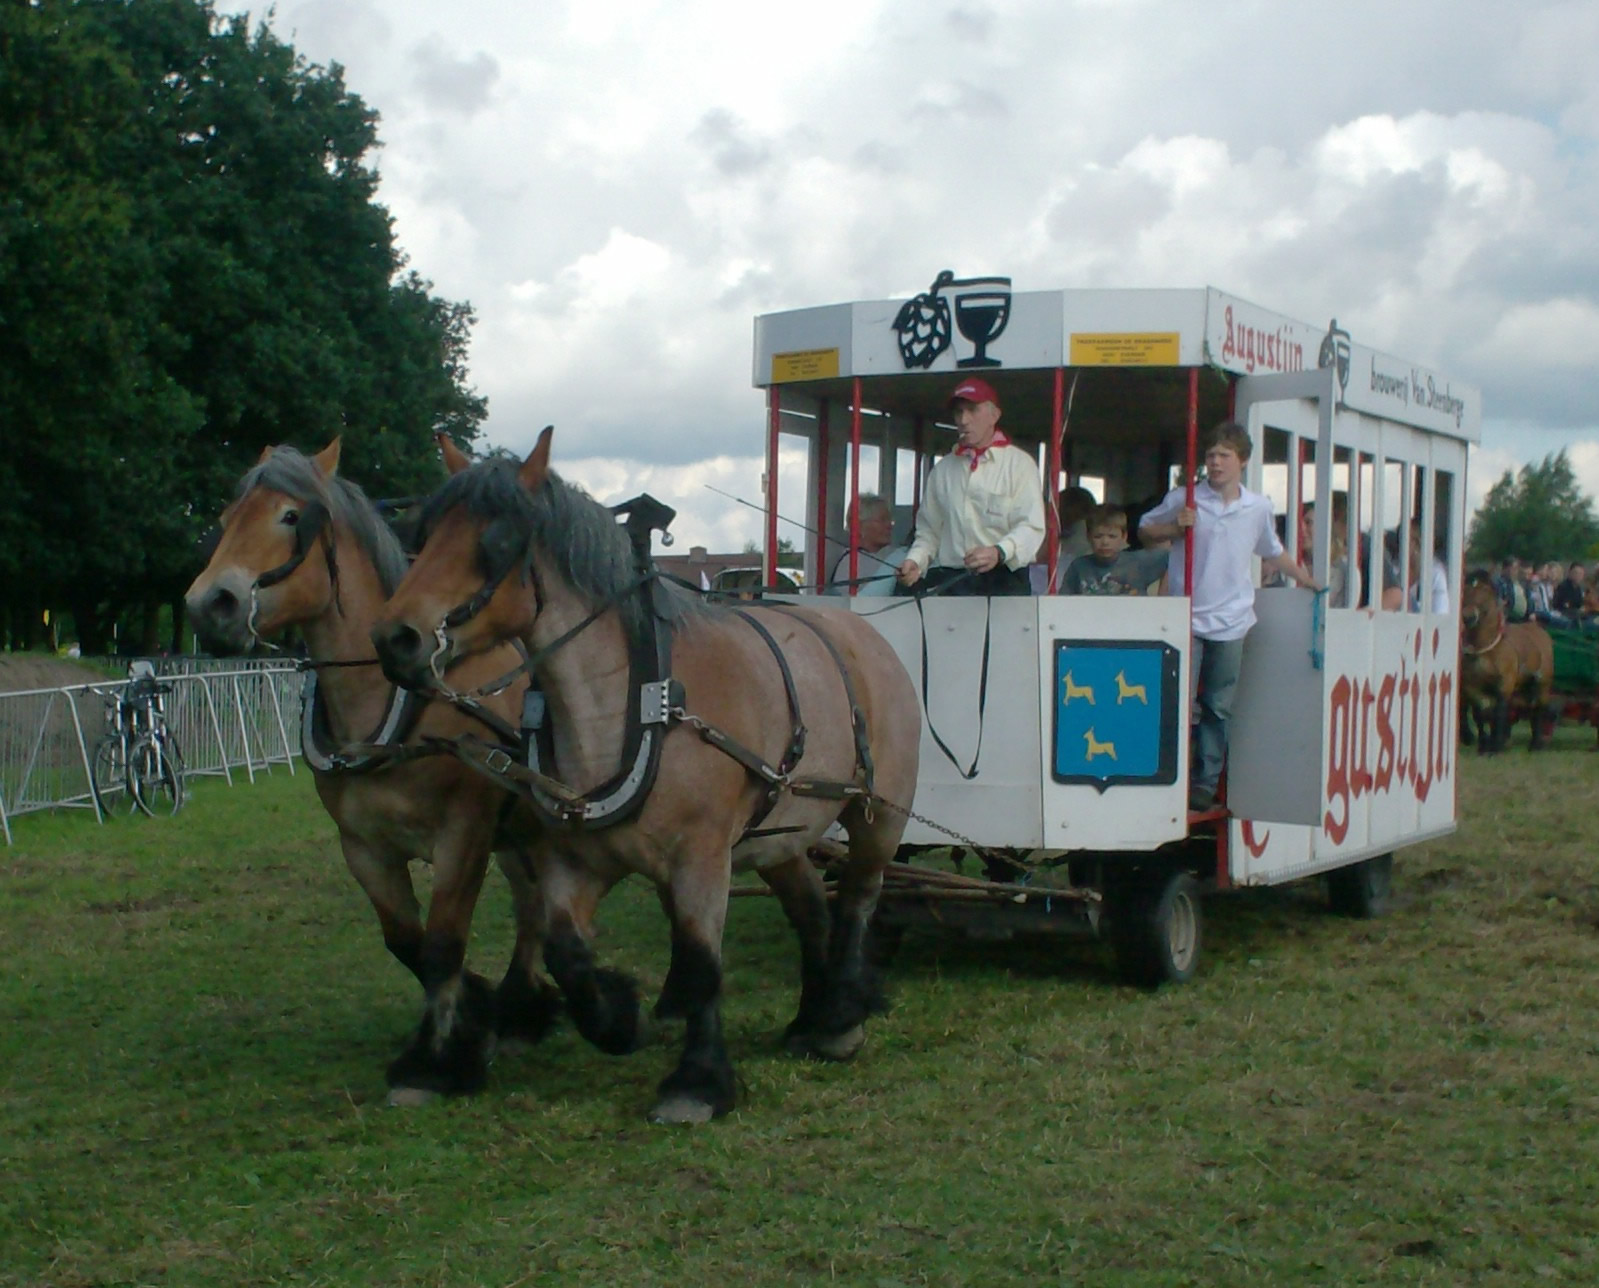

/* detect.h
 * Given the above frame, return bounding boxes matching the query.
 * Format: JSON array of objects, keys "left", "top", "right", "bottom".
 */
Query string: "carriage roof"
[{"left": 753, "top": 285, "right": 1480, "bottom": 446}]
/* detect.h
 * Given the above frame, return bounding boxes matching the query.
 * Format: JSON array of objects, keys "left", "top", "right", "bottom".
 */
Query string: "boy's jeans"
[{"left": 1191, "top": 635, "right": 1245, "bottom": 794}]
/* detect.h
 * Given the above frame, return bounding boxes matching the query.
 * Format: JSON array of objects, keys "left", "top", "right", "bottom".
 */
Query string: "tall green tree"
[
  {"left": 1466, "top": 450, "right": 1599, "bottom": 568},
  {"left": 0, "top": 0, "right": 486, "bottom": 652}
]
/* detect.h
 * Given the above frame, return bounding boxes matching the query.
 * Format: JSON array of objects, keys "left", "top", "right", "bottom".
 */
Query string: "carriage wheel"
[
  {"left": 1108, "top": 869, "right": 1203, "bottom": 987},
  {"left": 128, "top": 735, "right": 185, "bottom": 818},
  {"left": 90, "top": 737, "right": 138, "bottom": 819},
  {"left": 1327, "top": 853, "right": 1393, "bottom": 918}
]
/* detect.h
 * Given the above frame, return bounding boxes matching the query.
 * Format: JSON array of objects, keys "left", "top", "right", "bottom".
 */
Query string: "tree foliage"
[
  {"left": 0, "top": 0, "right": 486, "bottom": 651},
  {"left": 1466, "top": 450, "right": 1599, "bottom": 568}
]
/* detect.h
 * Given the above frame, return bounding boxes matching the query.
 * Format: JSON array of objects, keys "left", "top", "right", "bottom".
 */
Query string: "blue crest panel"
[{"left": 1051, "top": 640, "right": 1180, "bottom": 791}]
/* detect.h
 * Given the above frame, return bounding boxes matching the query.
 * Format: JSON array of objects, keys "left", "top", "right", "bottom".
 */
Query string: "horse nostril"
[
  {"left": 373, "top": 621, "right": 425, "bottom": 665},
  {"left": 204, "top": 587, "right": 240, "bottom": 623}
]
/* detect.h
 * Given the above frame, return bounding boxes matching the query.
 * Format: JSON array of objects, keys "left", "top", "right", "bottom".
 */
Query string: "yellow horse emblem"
[
  {"left": 1115, "top": 670, "right": 1147, "bottom": 705},
  {"left": 1083, "top": 728, "right": 1117, "bottom": 761}
]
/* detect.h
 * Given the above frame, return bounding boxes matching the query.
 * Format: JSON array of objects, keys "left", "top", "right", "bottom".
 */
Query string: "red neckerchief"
[{"left": 955, "top": 429, "right": 1010, "bottom": 472}]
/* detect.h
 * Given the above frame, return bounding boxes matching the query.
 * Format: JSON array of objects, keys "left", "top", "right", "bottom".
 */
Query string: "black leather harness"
[{"left": 412, "top": 495, "right": 877, "bottom": 837}]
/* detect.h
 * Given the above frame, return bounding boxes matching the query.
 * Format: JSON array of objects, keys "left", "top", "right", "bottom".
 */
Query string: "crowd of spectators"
[{"left": 1494, "top": 557, "right": 1595, "bottom": 629}]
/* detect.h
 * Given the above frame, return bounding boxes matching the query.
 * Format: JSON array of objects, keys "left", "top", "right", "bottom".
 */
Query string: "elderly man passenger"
[{"left": 826, "top": 494, "right": 908, "bottom": 596}]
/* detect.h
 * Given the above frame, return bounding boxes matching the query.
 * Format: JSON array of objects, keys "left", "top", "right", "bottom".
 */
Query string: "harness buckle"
[
  {"left": 640, "top": 680, "right": 674, "bottom": 726},
  {"left": 482, "top": 747, "right": 514, "bottom": 776}
]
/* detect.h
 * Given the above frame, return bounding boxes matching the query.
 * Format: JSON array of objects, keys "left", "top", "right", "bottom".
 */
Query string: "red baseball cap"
[{"left": 948, "top": 376, "right": 1000, "bottom": 408}]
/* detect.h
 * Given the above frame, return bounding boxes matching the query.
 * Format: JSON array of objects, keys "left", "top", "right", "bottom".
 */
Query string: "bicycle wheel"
[
  {"left": 90, "top": 737, "right": 137, "bottom": 818},
  {"left": 129, "top": 735, "right": 183, "bottom": 818}
]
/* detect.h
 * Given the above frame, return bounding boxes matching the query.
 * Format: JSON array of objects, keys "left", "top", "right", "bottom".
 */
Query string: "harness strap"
[
  {"left": 729, "top": 608, "right": 808, "bottom": 833},
  {"left": 915, "top": 592, "right": 991, "bottom": 780},
  {"left": 439, "top": 733, "right": 591, "bottom": 806},
  {"left": 301, "top": 669, "right": 422, "bottom": 774},
  {"left": 754, "top": 601, "right": 877, "bottom": 798},
  {"left": 730, "top": 608, "right": 807, "bottom": 773}
]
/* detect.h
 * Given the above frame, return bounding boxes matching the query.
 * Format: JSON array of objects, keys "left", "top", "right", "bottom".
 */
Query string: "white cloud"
[{"left": 233, "top": 0, "right": 1599, "bottom": 529}]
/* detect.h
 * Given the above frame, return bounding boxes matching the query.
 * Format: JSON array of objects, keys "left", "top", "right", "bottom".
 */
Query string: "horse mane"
[
  {"left": 416, "top": 454, "right": 706, "bottom": 640},
  {"left": 238, "top": 447, "right": 410, "bottom": 595}
]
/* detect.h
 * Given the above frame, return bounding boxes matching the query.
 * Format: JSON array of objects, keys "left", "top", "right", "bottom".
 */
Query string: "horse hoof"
[
  {"left": 808, "top": 1024, "right": 867, "bottom": 1062},
  {"left": 647, "top": 1094, "right": 718, "bottom": 1125},
  {"left": 782, "top": 1029, "right": 814, "bottom": 1058},
  {"left": 386, "top": 1085, "right": 441, "bottom": 1108}
]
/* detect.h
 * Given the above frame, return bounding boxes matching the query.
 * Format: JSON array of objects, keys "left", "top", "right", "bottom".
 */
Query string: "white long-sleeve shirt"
[
  {"left": 1141, "top": 480, "right": 1283, "bottom": 641},
  {"left": 904, "top": 442, "right": 1046, "bottom": 574}
]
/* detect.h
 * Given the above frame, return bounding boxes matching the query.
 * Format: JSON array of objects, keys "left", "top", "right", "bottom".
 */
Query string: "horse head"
[
  {"left": 1460, "top": 571, "right": 1500, "bottom": 640},
  {"left": 186, "top": 440, "right": 348, "bottom": 653},
  {"left": 372, "top": 429, "right": 555, "bottom": 690}
]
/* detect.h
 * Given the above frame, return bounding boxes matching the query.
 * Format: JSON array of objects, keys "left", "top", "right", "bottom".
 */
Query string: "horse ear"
[
  {"left": 437, "top": 433, "right": 472, "bottom": 476},
  {"left": 312, "top": 437, "right": 342, "bottom": 477},
  {"left": 517, "top": 426, "right": 553, "bottom": 494},
  {"left": 256, "top": 445, "right": 276, "bottom": 466}
]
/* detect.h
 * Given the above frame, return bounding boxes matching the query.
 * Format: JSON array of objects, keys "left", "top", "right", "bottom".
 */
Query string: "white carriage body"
[{"left": 754, "top": 285, "right": 1478, "bottom": 887}]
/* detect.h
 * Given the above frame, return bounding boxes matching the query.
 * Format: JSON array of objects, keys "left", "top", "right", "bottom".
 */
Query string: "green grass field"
[{"left": 3, "top": 734, "right": 1598, "bottom": 1287}]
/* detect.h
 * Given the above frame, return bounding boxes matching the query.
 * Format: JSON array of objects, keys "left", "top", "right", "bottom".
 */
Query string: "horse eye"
[{"left": 282, "top": 509, "right": 300, "bottom": 527}]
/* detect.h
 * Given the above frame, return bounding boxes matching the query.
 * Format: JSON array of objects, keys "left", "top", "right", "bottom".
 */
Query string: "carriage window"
[
  {"left": 1260, "top": 428, "right": 1293, "bottom": 557},
  {"left": 842, "top": 443, "right": 881, "bottom": 512},
  {"left": 1434, "top": 470, "right": 1457, "bottom": 610},
  {"left": 1378, "top": 459, "right": 1407, "bottom": 611},
  {"left": 895, "top": 447, "right": 918, "bottom": 506},
  {"left": 1355, "top": 451, "right": 1376, "bottom": 608}
]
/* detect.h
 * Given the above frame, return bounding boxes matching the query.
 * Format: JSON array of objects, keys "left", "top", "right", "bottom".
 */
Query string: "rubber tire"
[
  {"left": 129, "top": 735, "right": 184, "bottom": 818},
  {"left": 1109, "top": 869, "right": 1203, "bottom": 987},
  {"left": 90, "top": 737, "right": 137, "bottom": 818},
  {"left": 1327, "top": 853, "right": 1393, "bottom": 919}
]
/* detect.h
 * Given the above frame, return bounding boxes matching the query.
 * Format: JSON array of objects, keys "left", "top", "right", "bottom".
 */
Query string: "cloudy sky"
[{"left": 236, "top": 0, "right": 1598, "bottom": 551}]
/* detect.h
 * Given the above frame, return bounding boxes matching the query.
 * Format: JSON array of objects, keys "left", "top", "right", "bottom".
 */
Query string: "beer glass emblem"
[{"left": 892, "top": 269, "right": 1013, "bottom": 369}]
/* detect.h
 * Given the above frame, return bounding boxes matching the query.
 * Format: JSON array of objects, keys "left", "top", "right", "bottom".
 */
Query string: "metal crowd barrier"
[{"left": 0, "top": 659, "right": 301, "bottom": 844}]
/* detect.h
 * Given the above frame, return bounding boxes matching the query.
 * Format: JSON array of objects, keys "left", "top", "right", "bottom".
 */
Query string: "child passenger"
[
  {"left": 1062, "top": 506, "right": 1169, "bottom": 595},
  {"left": 1139, "top": 422, "right": 1320, "bottom": 812}
]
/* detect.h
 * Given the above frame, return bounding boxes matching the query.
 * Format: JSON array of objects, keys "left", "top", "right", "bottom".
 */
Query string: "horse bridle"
[
  {"left": 198, "top": 497, "right": 338, "bottom": 651},
  {"left": 419, "top": 510, "right": 660, "bottom": 701}
]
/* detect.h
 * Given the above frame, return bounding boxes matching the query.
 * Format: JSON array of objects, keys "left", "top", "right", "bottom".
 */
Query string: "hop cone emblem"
[{"left": 893, "top": 270, "right": 955, "bottom": 369}]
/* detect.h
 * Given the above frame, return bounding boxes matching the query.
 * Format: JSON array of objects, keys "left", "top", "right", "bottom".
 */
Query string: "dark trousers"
[{"left": 903, "top": 564, "right": 1031, "bottom": 597}]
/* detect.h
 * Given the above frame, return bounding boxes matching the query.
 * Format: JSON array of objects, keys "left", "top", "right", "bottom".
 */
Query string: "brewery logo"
[
  {"left": 892, "top": 269, "right": 1012, "bottom": 370},
  {"left": 1318, "top": 317, "right": 1352, "bottom": 402}
]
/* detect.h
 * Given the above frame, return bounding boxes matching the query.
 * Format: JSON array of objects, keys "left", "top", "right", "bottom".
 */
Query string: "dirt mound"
[{"left": 0, "top": 655, "right": 110, "bottom": 695}]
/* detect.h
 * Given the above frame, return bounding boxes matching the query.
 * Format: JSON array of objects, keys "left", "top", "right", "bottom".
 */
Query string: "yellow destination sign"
[
  {"left": 1070, "top": 332, "right": 1180, "bottom": 367},
  {"left": 771, "top": 348, "right": 840, "bottom": 383}
]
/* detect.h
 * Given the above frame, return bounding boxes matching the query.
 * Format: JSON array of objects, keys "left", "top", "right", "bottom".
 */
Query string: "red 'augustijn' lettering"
[{"left": 1323, "top": 629, "right": 1454, "bottom": 843}]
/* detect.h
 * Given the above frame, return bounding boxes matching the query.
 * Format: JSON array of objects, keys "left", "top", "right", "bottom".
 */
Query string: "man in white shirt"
[
  {"left": 1140, "top": 422, "right": 1319, "bottom": 811},
  {"left": 897, "top": 376, "right": 1045, "bottom": 597},
  {"left": 826, "top": 494, "right": 908, "bottom": 596}
]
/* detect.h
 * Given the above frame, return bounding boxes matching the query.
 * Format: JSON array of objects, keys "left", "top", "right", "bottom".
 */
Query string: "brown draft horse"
[
  {"left": 369, "top": 430, "right": 921, "bottom": 1123},
  {"left": 186, "top": 441, "right": 559, "bottom": 1103},
  {"left": 1460, "top": 571, "right": 1555, "bottom": 753}
]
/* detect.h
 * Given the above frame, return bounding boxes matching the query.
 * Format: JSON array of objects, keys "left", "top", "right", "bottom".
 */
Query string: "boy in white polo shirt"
[{"left": 1140, "top": 422, "right": 1319, "bottom": 811}]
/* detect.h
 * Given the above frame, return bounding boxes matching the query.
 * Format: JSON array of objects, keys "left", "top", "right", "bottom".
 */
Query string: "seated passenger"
[
  {"left": 826, "top": 494, "right": 907, "bottom": 596},
  {"left": 1061, "top": 505, "right": 1168, "bottom": 595},
  {"left": 1552, "top": 562, "right": 1587, "bottom": 623},
  {"left": 1299, "top": 499, "right": 1359, "bottom": 608},
  {"left": 1408, "top": 523, "right": 1451, "bottom": 614}
]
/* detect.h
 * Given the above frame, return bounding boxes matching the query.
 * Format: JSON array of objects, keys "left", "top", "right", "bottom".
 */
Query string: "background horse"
[
  {"left": 370, "top": 431, "right": 921, "bottom": 1124},
  {"left": 1460, "top": 571, "right": 1554, "bottom": 753},
  {"left": 186, "top": 441, "right": 558, "bottom": 1103}
]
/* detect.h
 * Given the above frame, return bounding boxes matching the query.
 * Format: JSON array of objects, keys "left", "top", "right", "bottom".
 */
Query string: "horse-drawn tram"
[{"left": 752, "top": 278, "right": 1480, "bottom": 984}]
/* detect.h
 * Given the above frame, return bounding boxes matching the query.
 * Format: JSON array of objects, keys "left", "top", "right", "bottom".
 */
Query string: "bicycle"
[{"left": 90, "top": 663, "right": 186, "bottom": 819}]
